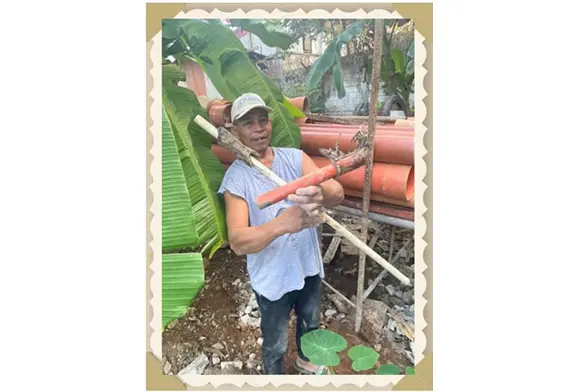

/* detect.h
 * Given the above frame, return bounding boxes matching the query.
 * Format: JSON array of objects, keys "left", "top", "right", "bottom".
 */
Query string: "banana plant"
[
  {"left": 161, "top": 63, "right": 230, "bottom": 328},
  {"left": 229, "top": 19, "right": 296, "bottom": 50},
  {"left": 162, "top": 19, "right": 302, "bottom": 148},
  {"left": 306, "top": 20, "right": 367, "bottom": 99},
  {"left": 162, "top": 64, "right": 227, "bottom": 258}
]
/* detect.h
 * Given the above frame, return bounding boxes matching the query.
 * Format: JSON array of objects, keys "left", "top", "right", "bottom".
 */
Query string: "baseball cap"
[{"left": 231, "top": 93, "right": 272, "bottom": 122}]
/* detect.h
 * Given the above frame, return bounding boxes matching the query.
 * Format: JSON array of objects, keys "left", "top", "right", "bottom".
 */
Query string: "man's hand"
[
  {"left": 287, "top": 186, "right": 325, "bottom": 216},
  {"left": 277, "top": 205, "right": 326, "bottom": 234}
]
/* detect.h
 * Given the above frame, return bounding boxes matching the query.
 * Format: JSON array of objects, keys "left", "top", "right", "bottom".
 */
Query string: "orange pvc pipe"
[
  {"left": 311, "top": 156, "right": 414, "bottom": 201},
  {"left": 212, "top": 145, "right": 237, "bottom": 164},
  {"left": 213, "top": 147, "right": 414, "bottom": 201},
  {"left": 207, "top": 99, "right": 232, "bottom": 126},
  {"left": 301, "top": 132, "right": 414, "bottom": 166},
  {"left": 255, "top": 151, "right": 368, "bottom": 209}
]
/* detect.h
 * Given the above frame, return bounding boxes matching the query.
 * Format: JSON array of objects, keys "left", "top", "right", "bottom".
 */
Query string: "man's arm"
[{"left": 223, "top": 191, "right": 325, "bottom": 256}]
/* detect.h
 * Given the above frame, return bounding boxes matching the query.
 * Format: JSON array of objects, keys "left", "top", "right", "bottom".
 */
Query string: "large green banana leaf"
[
  {"left": 306, "top": 20, "right": 366, "bottom": 97},
  {"left": 162, "top": 106, "right": 198, "bottom": 251},
  {"left": 163, "top": 19, "right": 301, "bottom": 148},
  {"left": 162, "top": 252, "right": 204, "bottom": 329},
  {"left": 162, "top": 74, "right": 227, "bottom": 258},
  {"left": 229, "top": 19, "right": 295, "bottom": 50},
  {"left": 219, "top": 49, "right": 301, "bottom": 147}
]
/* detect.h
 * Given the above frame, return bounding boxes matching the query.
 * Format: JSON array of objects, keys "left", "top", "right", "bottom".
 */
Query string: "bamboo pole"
[
  {"left": 194, "top": 115, "right": 411, "bottom": 286},
  {"left": 355, "top": 19, "right": 385, "bottom": 333}
]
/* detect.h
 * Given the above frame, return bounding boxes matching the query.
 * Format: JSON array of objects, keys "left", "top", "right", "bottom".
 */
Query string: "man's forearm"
[{"left": 228, "top": 217, "right": 287, "bottom": 256}]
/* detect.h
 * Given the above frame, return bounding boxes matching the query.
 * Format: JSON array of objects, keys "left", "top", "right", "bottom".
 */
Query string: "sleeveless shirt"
[{"left": 217, "top": 147, "right": 325, "bottom": 301}]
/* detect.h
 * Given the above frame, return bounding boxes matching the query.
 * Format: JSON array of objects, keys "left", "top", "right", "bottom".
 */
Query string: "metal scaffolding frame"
[
  {"left": 320, "top": 209, "right": 414, "bottom": 338},
  {"left": 317, "top": 19, "right": 414, "bottom": 339}
]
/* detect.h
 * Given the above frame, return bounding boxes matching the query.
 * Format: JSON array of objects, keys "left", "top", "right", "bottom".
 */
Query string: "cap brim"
[{"left": 233, "top": 105, "right": 272, "bottom": 121}]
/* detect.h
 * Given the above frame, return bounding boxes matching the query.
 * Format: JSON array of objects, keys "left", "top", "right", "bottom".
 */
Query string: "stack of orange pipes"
[{"left": 208, "top": 96, "right": 415, "bottom": 219}]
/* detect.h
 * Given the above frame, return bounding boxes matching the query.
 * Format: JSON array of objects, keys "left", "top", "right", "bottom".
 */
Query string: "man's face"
[{"left": 232, "top": 108, "right": 271, "bottom": 153}]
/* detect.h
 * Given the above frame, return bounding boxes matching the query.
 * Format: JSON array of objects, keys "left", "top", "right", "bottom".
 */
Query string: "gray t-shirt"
[{"left": 217, "top": 147, "right": 324, "bottom": 301}]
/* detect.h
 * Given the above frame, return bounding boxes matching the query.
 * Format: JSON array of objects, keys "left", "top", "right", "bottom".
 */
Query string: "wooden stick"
[
  {"left": 356, "top": 18, "right": 386, "bottom": 333},
  {"left": 193, "top": 115, "right": 411, "bottom": 286}
]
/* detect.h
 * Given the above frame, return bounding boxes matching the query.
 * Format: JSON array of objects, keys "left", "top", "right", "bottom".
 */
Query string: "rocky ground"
[{"left": 162, "top": 213, "right": 415, "bottom": 376}]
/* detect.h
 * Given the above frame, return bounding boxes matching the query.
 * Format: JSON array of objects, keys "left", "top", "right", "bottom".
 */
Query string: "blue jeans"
[{"left": 253, "top": 274, "right": 322, "bottom": 375}]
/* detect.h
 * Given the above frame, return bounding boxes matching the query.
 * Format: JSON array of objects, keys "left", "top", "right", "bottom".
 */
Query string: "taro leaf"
[
  {"left": 230, "top": 19, "right": 295, "bottom": 50},
  {"left": 375, "top": 363, "right": 402, "bottom": 375},
  {"left": 347, "top": 345, "right": 379, "bottom": 372},
  {"left": 300, "top": 329, "right": 347, "bottom": 367},
  {"left": 406, "top": 367, "right": 415, "bottom": 375}
]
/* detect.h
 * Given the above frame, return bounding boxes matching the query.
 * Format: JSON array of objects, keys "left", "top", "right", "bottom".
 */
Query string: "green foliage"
[
  {"left": 306, "top": 20, "right": 367, "bottom": 98},
  {"left": 300, "top": 329, "right": 348, "bottom": 366},
  {"left": 162, "top": 76, "right": 227, "bottom": 258},
  {"left": 162, "top": 106, "right": 198, "bottom": 251},
  {"left": 160, "top": 18, "right": 308, "bottom": 327},
  {"left": 162, "top": 253, "right": 205, "bottom": 329},
  {"left": 162, "top": 19, "right": 301, "bottom": 148},
  {"left": 301, "top": 328, "right": 413, "bottom": 375},
  {"left": 229, "top": 19, "right": 295, "bottom": 50},
  {"left": 283, "top": 84, "right": 326, "bottom": 113},
  {"left": 347, "top": 345, "right": 380, "bottom": 372},
  {"left": 282, "top": 97, "right": 306, "bottom": 119},
  {"left": 375, "top": 363, "right": 402, "bottom": 375}
]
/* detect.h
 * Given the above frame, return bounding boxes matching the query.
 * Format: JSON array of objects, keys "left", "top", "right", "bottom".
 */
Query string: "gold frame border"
[{"left": 146, "top": 3, "right": 432, "bottom": 390}]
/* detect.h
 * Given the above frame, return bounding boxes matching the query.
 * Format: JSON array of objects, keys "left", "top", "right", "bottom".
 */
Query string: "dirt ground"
[{"left": 162, "top": 230, "right": 413, "bottom": 375}]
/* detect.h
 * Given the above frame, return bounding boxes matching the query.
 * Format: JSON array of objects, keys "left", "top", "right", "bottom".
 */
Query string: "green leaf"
[
  {"left": 162, "top": 19, "right": 190, "bottom": 39},
  {"left": 219, "top": 49, "right": 301, "bottom": 148},
  {"left": 375, "top": 363, "right": 402, "bottom": 375},
  {"left": 333, "top": 55, "right": 345, "bottom": 98},
  {"left": 336, "top": 20, "right": 366, "bottom": 46},
  {"left": 301, "top": 329, "right": 348, "bottom": 367},
  {"left": 176, "top": 20, "right": 248, "bottom": 100},
  {"left": 230, "top": 19, "right": 295, "bottom": 50},
  {"left": 167, "top": 19, "right": 300, "bottom": 148},
  {"left": 391, "top": 49, "right": 405, "bottom": 74},
  {"left": 162, "top": 82, "right": 227, "bottom": 257},
  {"left": 406, "top": 367, "right": 415, "bottom": 375},
  {"left": 347, "top": 345, "right": 379, "bottom": 372},
  {"left": 162, "top": 106, "right": 198, "bottom": 251},
  {"left": 162, "top": 253, "right": 204, "bottom": 329},
  {"left": 307, "top": 20, "right": 366, "bottom": 92},
  {"left": 306, "top": 41, "right": 337, "bottom": 89},
  {"left": 282, "top": 97, "right": 306, "bottom": 118},
  {"left": 162, "top": 64, "right": 186, "bottom": 82}
]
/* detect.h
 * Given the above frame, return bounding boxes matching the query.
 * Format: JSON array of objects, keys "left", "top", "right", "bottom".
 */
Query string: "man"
[{"left": 217, "top": 93, "right": 344, "bottom": 375}]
